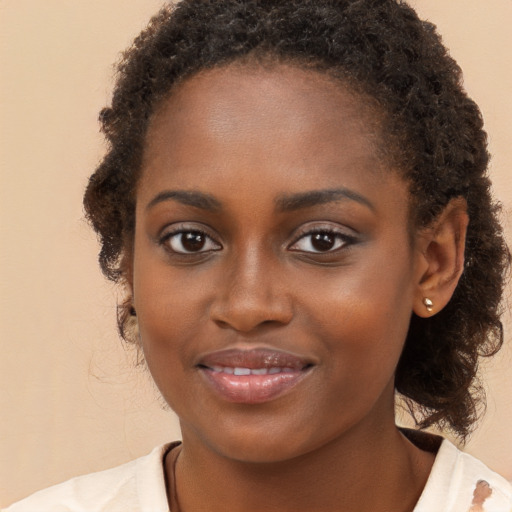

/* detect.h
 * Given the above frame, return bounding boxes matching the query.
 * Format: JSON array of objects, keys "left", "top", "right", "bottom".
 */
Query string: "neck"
[{"left": 168, "top": 420, "right": 435, "bottom": 512}]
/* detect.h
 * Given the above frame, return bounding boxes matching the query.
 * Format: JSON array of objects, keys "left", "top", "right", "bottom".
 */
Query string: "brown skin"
[{"left": 132, "top": 64, "right": 467, "bottom": 511}]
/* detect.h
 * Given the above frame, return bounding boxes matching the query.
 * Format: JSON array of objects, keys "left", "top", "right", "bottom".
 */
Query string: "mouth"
[{"left": 197, "top": 348, "right": 314, "bottom": 404}]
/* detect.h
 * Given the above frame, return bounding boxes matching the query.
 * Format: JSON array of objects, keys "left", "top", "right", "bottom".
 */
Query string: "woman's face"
[{"left": 133, "top": 64, "right": 425, "bottom": 462}]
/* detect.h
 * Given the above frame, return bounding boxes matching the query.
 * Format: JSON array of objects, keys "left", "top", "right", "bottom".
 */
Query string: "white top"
[{"left": 4, "top": 440, "right": 512, "bottom": 511}]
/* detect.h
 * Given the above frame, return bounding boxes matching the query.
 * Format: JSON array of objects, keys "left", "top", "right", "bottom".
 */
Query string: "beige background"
[{"left": 1, "top": 0, "right": 511, "bottom": 507}]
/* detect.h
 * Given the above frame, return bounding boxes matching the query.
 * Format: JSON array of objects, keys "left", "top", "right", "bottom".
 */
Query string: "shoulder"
[
  {"left": 3, "top": 443, "right": 177, "bottom": 512},
  {"left": 415, "top": 439, "right": 512, "bottom": 512}
]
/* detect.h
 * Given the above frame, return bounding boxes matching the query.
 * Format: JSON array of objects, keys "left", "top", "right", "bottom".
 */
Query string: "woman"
[{"left": 5, "top": 0, "right": 511, "bottom": 510}]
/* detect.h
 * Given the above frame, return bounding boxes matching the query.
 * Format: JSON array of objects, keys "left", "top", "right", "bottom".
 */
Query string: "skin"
[{"left": 132, "top": 64, "right": 467, "bottom": 511}]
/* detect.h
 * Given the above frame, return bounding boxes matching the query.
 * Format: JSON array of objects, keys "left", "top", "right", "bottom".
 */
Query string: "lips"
[{"left": 197, "top": 348, "right": 313, "bottom": 404}]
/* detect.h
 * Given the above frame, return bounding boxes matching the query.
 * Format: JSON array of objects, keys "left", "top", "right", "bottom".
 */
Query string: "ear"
[{"left": 413, "top": 198, "right": 469, "bottom": 318}]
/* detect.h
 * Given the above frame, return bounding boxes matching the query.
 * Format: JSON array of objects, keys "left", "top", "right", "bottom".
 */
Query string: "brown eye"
[
  {"left": 289, "top": 229, "right": 353, "bottom": 254},
  {"left": 182, "top": 232, "right": 206, "bottom": 251},
  {"left": 164, "top": 230, "right": 221, "bottom": 254},
  {"left": 311, "top": 232, "right": 335, "bottom": 252}
]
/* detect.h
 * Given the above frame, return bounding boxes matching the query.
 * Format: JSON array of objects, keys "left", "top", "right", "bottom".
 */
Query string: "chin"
[
  {"left": 210, "top": 435, "right": 311, "bottom": 464},
  {"left": 180, "top": 413, "right": 340, "bottom": 465}
]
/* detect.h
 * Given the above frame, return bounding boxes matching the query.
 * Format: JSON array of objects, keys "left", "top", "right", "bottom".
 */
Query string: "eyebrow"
[
  {"left": 275, "top": 188, "right": 375, "bottom": 213},
  {"left": 145, "top": 187, "right": 374, "bottom": 214},
  {"left": 145, "top": 190, "right": 221, "bottom": 212}
]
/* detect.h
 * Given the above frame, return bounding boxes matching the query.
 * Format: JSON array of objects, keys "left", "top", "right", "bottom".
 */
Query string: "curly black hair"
[{"left": 83, "top": 0, "right": 509, "bottom": 440}]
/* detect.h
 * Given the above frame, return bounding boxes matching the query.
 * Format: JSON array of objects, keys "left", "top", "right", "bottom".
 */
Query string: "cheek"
[
  {"left": 134, "top": 282, "right": 203, "bottom": 413},
  {"left": 135, "top": 285, "right": 204, "bottom": 361},
  {"left": 131, "top": 247, "right": 209, "bottom": 387},
  {"left": 133, "top": 242, "right": 212, "bottom": 329},
  {"left": 302, "top": 251, "right": 415, "bottom": 375}
]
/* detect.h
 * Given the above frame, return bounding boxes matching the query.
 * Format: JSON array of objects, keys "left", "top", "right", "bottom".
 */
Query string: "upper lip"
[{"left": 197, "top": 348, "right": 313, "bottom": 370}]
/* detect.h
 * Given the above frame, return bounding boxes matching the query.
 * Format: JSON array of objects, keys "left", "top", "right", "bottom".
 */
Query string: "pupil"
[
  {"left": 312, "top": 232, "right": 335, "bottom": 251},
  {"left": 182, "top": 232, "right": 205, "bottom": 251}
]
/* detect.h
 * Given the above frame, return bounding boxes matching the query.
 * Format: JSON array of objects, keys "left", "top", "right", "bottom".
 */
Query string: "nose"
[{"left": 210, "top": 248, "right": 293, "bottom": 333}]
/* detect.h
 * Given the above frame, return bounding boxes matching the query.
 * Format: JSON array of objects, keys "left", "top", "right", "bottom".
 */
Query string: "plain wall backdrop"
[{"left": 1, "top": 0, "right": 511, "bottom": 507}]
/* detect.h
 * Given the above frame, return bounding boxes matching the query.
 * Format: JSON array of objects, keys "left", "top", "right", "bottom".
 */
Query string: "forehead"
[
  {"left": 138, "top": 63, "right": 402, "bottom": 210},
  {"left": 152, "top": 62, "right": 378, "bottom": 122},
  {"left": 144, "top": 63, "right": 385, "bottom": 167}
]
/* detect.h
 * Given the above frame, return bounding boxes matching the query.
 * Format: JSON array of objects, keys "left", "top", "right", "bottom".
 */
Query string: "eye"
[
  {"left": 162, "top": 230, "right": 222, "bottom": 254},
  {"left": 289, "top": 229, "right": 353, "bottom": 253}
]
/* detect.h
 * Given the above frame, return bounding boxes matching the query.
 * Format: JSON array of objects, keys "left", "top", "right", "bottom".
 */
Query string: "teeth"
[
  {"left": 234, "top": 367, "right": 251, "bottom": 376},
  {"left": 251, "top": 368, "right": 268, "bottom": 375},
  {"left": 209, "top": 366, "right": 294, "bottom": 375}
]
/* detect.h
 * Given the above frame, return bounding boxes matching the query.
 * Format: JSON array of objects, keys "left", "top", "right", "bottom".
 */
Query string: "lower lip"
[{"left": 200, "top": 368, "right": 310, "bottom": 404}]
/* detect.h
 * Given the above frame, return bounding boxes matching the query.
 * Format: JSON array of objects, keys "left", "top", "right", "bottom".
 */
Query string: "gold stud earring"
[{"left": 423, "top": 297, "right": 433, "bottom": 313}]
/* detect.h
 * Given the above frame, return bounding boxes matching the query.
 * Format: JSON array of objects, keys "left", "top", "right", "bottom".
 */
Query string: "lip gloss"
[{"left": 197, "top": 348, "right": 313, "bottom": 404}]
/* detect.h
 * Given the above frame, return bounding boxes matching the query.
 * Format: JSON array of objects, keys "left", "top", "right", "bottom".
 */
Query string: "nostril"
[{"left": 213, "top": 319, "right": 233, "bottom": 330}]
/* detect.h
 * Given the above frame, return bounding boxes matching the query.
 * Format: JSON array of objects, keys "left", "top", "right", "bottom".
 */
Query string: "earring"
[{"left": 423, "top": 297, "right": 433, "bottom": 313}]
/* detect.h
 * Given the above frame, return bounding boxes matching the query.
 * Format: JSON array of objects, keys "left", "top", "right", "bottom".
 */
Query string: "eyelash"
[
  {"left": 160, "top": 227, "right": 222, "bottom": 254},
  {"left": 159, "top": 225, "right": 356, "bottom": 256},
  {"left": 288, "top": 228, "right": 356, "bottom": 254}
]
